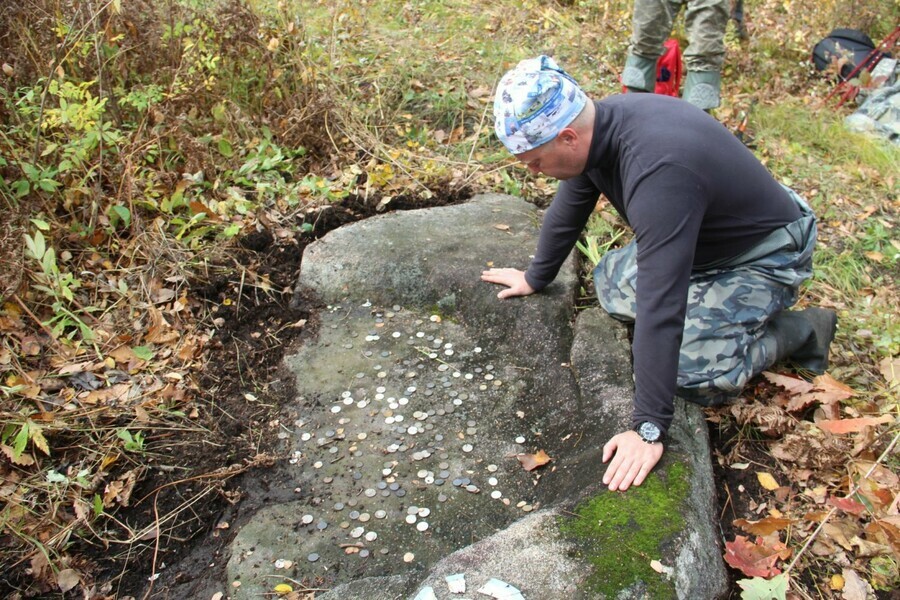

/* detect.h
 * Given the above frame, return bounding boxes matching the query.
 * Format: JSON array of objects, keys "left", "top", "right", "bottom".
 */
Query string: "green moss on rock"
[{"left": 558, "top": 461, "right": 690, "bottom": 599}]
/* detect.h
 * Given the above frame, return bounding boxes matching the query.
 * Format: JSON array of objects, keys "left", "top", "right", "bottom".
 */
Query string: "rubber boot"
[
  {"left": 766, "top": 308, "right": 838, "bottom": 374},
  {"left": 622, "top": 53, "right": 657, "bottom": 94},
  {"left": 683, "top": 70, "right": 722, "bottom": 111}
]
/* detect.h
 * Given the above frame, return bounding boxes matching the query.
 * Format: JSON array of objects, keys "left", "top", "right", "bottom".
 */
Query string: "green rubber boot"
[
  {"left": 765, "top": 308, "right": 838, "bottom": 375},
  {"left": 622, "top": 53, "right": 657, "bottom": 94},
  {"left": 683, "top": 70, "right": 722, "bottom": 110}
]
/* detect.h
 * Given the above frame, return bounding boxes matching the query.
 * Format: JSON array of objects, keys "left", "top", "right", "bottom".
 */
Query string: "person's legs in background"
[
  {"left": 622, "top": 0, "right": 680, "bottom": 93},
  {"left": 681, "top": 0, "right": 729, "bottom": 110}
]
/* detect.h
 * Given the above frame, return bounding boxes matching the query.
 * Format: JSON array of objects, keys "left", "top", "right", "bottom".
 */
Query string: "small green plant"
[
  {"left": 23, "top": 219, "right": 94, "bottom": 342},
  {"left": 1, "top": 414, "right": 51, "bottom": 463},
  {"left": 116, "top": 428, "right": 146, "bottom": 453},
  {"left": 577, "top": 211, "right": 630, "bottom": 266}
]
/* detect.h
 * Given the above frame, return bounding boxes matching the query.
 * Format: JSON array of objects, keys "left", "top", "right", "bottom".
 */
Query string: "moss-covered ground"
[{"left": 559, "top": 461, "right": 690, "bottom": 599}]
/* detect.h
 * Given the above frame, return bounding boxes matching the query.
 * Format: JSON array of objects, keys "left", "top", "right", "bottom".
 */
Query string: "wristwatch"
[{"left": 634, "top": 421, "right": 664, "bottom": 444}]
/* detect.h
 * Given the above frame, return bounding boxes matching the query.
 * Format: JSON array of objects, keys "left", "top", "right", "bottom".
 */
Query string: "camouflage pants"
[
  {"left": 629, "top": 0, "right": 729, "bottom": 72},
  {"left": 593, "top": 189, "right": 817, "bottom": 405}
]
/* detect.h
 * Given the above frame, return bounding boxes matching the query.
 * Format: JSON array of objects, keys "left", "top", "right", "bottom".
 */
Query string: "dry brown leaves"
[{"left": 719, "top": 370, "right": 898, "bottom": 590}]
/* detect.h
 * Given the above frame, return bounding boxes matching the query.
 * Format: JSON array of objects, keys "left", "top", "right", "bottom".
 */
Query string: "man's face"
[{"left": 514, "top": 133, "right": 587, "bottom": 180}]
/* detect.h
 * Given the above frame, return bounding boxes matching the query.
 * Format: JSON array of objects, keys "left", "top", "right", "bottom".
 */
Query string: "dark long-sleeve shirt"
[{"left": 523, "top": 94, "right": 801, "bottom": 433}]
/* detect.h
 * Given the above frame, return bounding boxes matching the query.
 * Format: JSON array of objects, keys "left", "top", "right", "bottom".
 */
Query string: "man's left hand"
[{"left": 601, "top": 430, "right": 664, "bottom": 491}]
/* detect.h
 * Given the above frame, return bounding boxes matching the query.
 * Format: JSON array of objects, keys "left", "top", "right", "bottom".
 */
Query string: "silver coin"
[
  {"left": 375, "top": 510, "right": 387, "bottom": 519},
  {"left": 359, "top": 513, "right": 371, "bottom": 523},
  {"left": 364, "top": 489, "right": 376, "bottom": 497},
  {"left": 364, "top": 531, "right": 377, "bottom": 541},
  {"left": 308, "top": 553, "right": 319, "bottom": 562},
  {"left": 301, "top": 514, "right": 314, "bottom": 524},
  {"left": 417, "top": 507, "right": 430, "bottom": 517},
  {"left": 491, "top": 490, "right": 502, "bottom": 499},
  {"left": 405, "top": 514, "right": 417, "bottom": 524},
  {"left": 360, "top": 549, "right": 370, "bottom": 558},
  {"left": 416, "top": 521, "right": 429, "bottom": 532},
  {"left": 350, "top": 526, "right": 364, "bottom": 538}
]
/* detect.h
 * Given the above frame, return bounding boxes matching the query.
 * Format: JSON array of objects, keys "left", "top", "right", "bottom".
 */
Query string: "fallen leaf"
[
  {"left": 850, "top": 535, "right": 891, "bottom": 557},
  {"left": 817, "top": 415, "right": 892, "bottom": 434},
  {"left": 879, "top": 356, "right": 899, "bottom": 387},
  {"left": 757, "top": 472, "right": 780, "bottom": 491},
  {"left": 516, "top": 450, "right": 551, "bottom": 471},
  {"left": 827, "top": 496, "right": 868, "bottom": 516},
  {"left": 273, "top": 583, "right": 293, "bottom": 595},
  {"left": 736, "top": 573, "right": 789, "bottom": 600},
  {"left": 734, "top": 517, "right": 794, "bottom": 536},
  {"left": 1, "top": 444, "right": 34, "bottom": 466},
  {"left": 867, "top": 519, "right": 900, "bottom": 555},
  {"left": 724, "top": 535, "right": 784, "bottom": 578},
  {"left": 492, "top": 223, "right": 511, "bottom": 232},
  {"left": 823, "top": 519, "right": 861, "bottom": 551},
  {"left": 649, "top": 559, "right": 665, "bottom": 573},
  {"left": 811, "top": 373, "right": 855, "bottom": 401},
  {"left": 56, "top": 568, "right": 80, "bottom": 593},
  {"left": 730, "top": 403, "right": 793, "bottom": 437},
  {"left": 840, "top": 568, "right": 872, "bottom": 600},
  {"left": 763, "top": 371, "right": 813, "bottom": 394}
]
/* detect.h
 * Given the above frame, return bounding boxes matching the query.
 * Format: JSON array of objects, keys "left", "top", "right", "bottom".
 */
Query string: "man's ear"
[{"left": 557, "top": 127, "right": 578, "bottom": 147}]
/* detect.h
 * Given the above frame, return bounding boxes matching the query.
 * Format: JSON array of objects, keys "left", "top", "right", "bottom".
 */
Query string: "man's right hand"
[{"left": 480, "top": 268, "right": 536, "bottom": 299}]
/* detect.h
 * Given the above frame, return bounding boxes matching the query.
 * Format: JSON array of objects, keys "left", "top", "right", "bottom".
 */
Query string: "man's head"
[{"left": 493, "top": 56, "right": 594, "bottom": 179}]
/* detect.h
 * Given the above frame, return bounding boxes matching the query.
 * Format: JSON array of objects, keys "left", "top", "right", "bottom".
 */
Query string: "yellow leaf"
[
  {"left": 829, "top": 574, "right": 844, "bottom": 590},
  {"left": 273, "top": 583, "right": 293, "bottom": 594},
  {"left": 756, "top": 472, "right": 780, "bottom": 491}
]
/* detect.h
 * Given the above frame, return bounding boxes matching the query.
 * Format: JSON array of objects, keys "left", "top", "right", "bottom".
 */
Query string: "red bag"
[
  {"left": 654, "top": 39, "right": 682, "bottom": 96},
  {"left": 620, "top": 39, "right": 683, "bottom": 96}
]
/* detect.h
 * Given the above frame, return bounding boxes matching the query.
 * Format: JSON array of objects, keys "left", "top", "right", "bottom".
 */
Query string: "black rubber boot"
[{"left": 767, "top": 308, "right": 838, "bottom": 374}]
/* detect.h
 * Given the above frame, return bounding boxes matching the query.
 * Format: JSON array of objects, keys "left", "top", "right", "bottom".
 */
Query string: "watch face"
[{"left": 638, "top": 421, "right": 661, "bottom": 442}]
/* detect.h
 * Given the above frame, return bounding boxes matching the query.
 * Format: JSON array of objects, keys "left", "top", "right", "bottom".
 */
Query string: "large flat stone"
[{"left": 184, "top": 194, "right": 726, "bottom": 599}]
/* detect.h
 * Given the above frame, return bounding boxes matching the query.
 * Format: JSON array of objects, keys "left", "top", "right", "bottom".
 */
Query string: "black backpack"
[{"left": 812, "top": 28, "right": 884, "bottom": 81}]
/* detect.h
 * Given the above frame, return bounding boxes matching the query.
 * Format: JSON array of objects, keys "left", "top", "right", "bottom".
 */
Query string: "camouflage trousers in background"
[
  {"left": 593, "top": 189, "right": 817, "bottom": 406},
  {"left": 629, "top": 0, "right": 729, "bottom": 72}
]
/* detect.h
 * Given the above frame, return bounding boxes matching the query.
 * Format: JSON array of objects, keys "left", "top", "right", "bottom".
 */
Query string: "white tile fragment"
[
  {"left": 477, "top": 578, "right": 526, "bottom": 600},
  {"left": 445, "top": 573, "right": 466, "bottom": 594},
  {"left": 413, "top": 586, "right": 437, "bottom": 600}
]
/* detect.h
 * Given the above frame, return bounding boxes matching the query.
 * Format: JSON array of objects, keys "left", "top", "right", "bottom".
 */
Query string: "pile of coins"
[{"left": 279, "top": 303, "right": 541, "bottom": 570}]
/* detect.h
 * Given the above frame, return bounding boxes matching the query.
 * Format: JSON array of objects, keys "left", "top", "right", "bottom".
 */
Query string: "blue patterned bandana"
[{"left": 493, "top": 55, "right": 588, "bottom": 154}]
